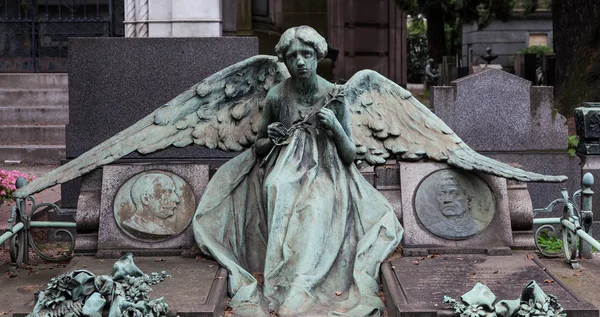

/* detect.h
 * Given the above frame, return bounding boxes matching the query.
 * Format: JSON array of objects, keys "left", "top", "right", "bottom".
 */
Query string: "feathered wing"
[
  {"left": 15, "top": 55, "right": 290, "bottom": 198},
  {"left": 344, "top": 70, "right": 567, "bottom": 183}
]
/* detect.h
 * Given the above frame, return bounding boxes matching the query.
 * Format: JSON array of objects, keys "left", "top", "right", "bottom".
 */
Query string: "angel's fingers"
[{"left": 270, "top": 126, "right": 287, "bottom": 136}]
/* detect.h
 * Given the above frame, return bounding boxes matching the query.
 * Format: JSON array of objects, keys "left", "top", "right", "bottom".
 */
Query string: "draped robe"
[{"left": 193, "top": 91, "right": 403, "bottom": 316}]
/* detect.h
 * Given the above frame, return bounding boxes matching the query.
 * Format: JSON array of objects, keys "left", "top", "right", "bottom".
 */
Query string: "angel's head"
[{"left": 275, "top": 26, "right": 327, "bottom": 79}]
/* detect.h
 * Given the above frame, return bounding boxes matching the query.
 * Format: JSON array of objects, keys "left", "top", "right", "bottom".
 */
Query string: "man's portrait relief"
[
  {"left": 415, "top": 169, "right": 495, "bottom": 240},
  {"left": 113, "top": 171, "right": 196, "bottom": 241}
]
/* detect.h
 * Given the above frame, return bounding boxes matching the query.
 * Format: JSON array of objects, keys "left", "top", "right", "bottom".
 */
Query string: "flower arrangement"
[{"left": 0, "top": 169, "right": 35, "bottom": 203}]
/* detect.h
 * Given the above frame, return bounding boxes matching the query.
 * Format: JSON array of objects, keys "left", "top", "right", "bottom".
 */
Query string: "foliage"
[
  {"left": 395, "top": 0, "right": 516, "bottom": 28},
  {"left": 517, "top": 45, "right": 553, "bottom": 59},
  {"left": 395, "top": 0, "right": 543, "bottom": 64},
  {"left": 537, "top": 230, "right": 563, "bottom": 254},
  {"left": 407, "top": 16, "right": 429, "bottom": 83},
  {"left": 0, "top": 169, "right": 35, "bottom": 204},
  {"left": 567, "top": 135, "right": 579, "bottom": 156}
]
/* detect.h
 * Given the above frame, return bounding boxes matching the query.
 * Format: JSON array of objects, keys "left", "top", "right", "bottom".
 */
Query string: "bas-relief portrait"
[
  {"left": 415, "top": 169, "right": 495, "bottom": 240},
  {"left": 113, "top": 171, "right": 196, "bottom": 241}
]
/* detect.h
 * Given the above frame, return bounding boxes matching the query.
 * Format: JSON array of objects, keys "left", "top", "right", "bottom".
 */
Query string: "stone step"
[
  {"left": 0, "top": 73, "right": 68, "bottom": 89},
  {"left": 0, "top": 106, "right": 68, "bottom": 125},
  {"left": 0, "top": 145, "right": 65, "bottom": 165},
  {"left": 0, "top": 125, "right": 65, "bottom": 145},
  {"left": 0, "top": 88, "right": 68, "bottom": 107}
]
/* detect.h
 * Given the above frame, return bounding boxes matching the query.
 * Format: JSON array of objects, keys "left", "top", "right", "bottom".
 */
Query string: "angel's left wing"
[
  {"left": 344, "top": 70, "right": 567, "bottom": 183},
  {"left": 15, "top": 55, "right": 289, "bottom": 198}
]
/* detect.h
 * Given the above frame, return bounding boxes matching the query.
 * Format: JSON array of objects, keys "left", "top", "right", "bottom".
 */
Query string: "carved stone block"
[
  {"left": 97, "top": 164, "right": 209, "bottom": 253},
  {"left": 576, "top": 102, "right": 600, "bottom": 154},
  {"left": 399, "top": 162, "right": 513, "bottom": 253}
]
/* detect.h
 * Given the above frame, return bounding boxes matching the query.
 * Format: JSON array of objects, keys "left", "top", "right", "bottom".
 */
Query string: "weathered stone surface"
[
  {"left": 432, "top": 69, "right": 567, "bottom": 152},
  {"left": 97, "top": 164, "right": 209, "bottom": 252},
  {"left": 63, "top": 37, "right": 255, "bottom": 208},
  {"left": 399, "top": 162, "right": 513, "bottom": 251},
  {"left": 75, "top": 169, "right": 103, "bottom": 233},
  {"left": 576, "top": 103, "right": 600, "bottom": 154},
  {"left": 382, "top": 254, "right": 599, "bottom": 316},
  {"left": 67, "top": 37, "right": 257, "bottom": 159}
]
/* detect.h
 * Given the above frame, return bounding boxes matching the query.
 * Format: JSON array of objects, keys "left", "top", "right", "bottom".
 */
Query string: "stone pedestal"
[{"left": 398, "top": 162, "right": 513, "bottom": 254}]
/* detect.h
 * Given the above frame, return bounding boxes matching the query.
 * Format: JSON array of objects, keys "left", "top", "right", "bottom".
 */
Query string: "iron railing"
[
  {"left": 0, "top": 177, "right": 75, "bottom": 269},
  {"left": 0, "top": 0, "right": 123, "bottom": 72},
  {"left": 533, "top": 172, "right": 599, "bottom": 269}
]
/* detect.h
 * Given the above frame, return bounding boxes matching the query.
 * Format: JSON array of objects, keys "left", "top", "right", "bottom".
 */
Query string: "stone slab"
[
  {"left": 382, "top": 253, "right": 599, "bottom": 317},
  {"left": 431, "top": 69, "right": 567, "bottom": 152},
  {"left": 64, "top": 37, "right": 257, "bottom": 208},
  {"left": 399, "top": 162, "right": 513, "bottom": 251},
  {"left": 67, "top": 37, "right": 258, "bottom": 159},
  {"left": 7, "top": 256, "right": 228, "bottom": 317},
  {"left": 97, "top": 164, "right": 209, "bottom": 252}
]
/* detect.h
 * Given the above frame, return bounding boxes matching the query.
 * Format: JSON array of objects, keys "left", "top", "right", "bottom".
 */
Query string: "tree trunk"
[
  {"left": 425, "top": 4, "right": 446, "bottom": 64},
  {"left": 553, "top": 0, "right": 600, "bottom": 116}
]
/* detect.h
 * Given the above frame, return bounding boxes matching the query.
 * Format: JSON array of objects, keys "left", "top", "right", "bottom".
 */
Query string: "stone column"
[
  {"left": 575, "top": 102, "right": 600, "bottom": 251},
  {"left": 126, "top": 0, "right": 222, "bottom": 37}
]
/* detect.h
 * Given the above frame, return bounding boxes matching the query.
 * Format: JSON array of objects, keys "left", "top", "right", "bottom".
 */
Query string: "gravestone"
[
  {"left": 431, "top": 68, "right": 580, "bottom": 247},
  {"left": 382, "top": 254, "right": 598, "bottom": 316},
  {"left": 68, "top": 37, "right": 258, "bottom": 255},
  {"left": 64, "top": 37, "right": 258, "bottom": 211}
]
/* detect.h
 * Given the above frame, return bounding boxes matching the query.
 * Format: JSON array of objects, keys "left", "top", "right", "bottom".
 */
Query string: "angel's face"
[{"left": 284, "top": 39, "right": 318, "bottom": 79}]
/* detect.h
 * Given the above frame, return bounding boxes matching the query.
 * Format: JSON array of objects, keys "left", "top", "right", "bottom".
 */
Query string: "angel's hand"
[
  {"left": 317, "top": 108, "right": 339, "bottom": 131},
  {"left": 267, "top": 122, "right": 289, "bottom": 142}
]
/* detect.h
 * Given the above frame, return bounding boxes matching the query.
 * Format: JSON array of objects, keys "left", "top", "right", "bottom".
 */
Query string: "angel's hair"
[{"left": 275, "top": 25, "right": 327, "bottom": 62}]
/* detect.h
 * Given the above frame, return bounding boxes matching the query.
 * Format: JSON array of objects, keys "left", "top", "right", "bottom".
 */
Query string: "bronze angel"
[{"left": 15, "top": 26, "right": 565, "bottom": 317}]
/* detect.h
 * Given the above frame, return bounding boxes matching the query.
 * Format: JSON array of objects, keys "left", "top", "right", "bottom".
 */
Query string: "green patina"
[
  {"left": 27, "top": 253, "right": 170, "bottom": 317},
  {"left": 443, "top": 281, "right": 566, "bottom": 317}
]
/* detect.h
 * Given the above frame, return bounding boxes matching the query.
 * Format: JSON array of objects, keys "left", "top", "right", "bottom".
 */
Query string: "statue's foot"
[{"left": 277, "top": 285, "right": 315, "bottom": 316}]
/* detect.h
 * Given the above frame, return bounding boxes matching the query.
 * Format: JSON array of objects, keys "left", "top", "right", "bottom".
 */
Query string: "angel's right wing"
[{"left": 15, "top": 55, "right": 289, "bottom": 198}]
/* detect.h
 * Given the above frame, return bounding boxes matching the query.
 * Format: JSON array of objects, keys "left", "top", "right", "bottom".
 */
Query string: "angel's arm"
[
  {"left": 317, "top": 102, "right": 356, "bottom": 165},
  {"left": 255, "top": 92, "right": 278, "bottom": 157}
]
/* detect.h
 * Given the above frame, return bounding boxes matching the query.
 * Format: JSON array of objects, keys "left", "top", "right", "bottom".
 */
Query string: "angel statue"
[{"left": 14, "top": 26, "right": 566, "bottom": 316}]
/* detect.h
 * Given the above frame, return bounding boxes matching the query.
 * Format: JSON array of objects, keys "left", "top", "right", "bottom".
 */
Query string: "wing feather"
[
  {"left": 15, "top": 55, "right": 289, "bottom": 198},
  {"left": 344, "top": 70, "right": 567, "bottom": 183}
]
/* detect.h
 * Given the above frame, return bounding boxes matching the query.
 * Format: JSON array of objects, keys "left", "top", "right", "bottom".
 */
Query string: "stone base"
[
  {"left": 382, "top": 253, "right": 599, "bottom": 317},
  {"left": 399, "top": 162, "right": 513, "bottom": 250},
  {"left": 97, "top": 164, "right": 209, "bottom": 253},
  {"left": 11, "top": 256, "right": 228, "bottom": 317},
  {"left": 511, "top": 231, "right": 536, "bottom": 249}
]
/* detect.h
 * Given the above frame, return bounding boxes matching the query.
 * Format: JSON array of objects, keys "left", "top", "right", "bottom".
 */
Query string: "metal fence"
[{"left": 0, "top": 0, "right": 123, "bottom": 72}]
